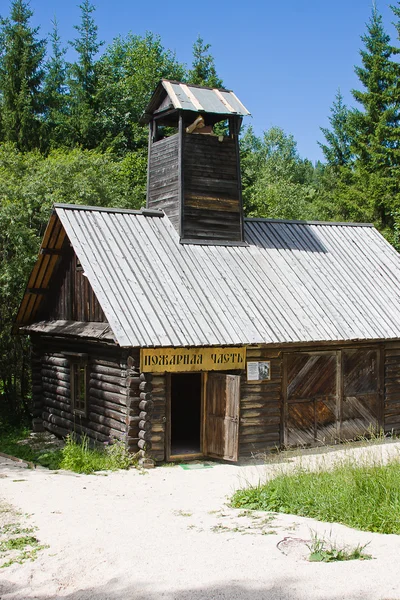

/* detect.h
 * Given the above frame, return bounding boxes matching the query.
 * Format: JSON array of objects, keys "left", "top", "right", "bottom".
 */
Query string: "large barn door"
[
  {"left": 204, "top": 373, "right": 240, "bottom": 461},
  {"left": 341, "top": 349, "right": 381, "bottom": 439},
  {"left": 284, "top": 352, "right": 338, "bottom": 447}
]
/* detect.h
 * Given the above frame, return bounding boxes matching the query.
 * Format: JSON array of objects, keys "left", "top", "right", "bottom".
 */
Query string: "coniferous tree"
[
  {"left": 350, "top": 6, "right": 399, "bottom": 173},
  {"left": 319, "top": 90, "right": 352, "bottom": 168},
  {"left": 188, "top": 36, "right": 223, "bottom": 88},
  {"left": 42, "top": 18, "right": 67, "bottom": 148},
  {"left": 0, "top": 0, "right": 45, "bottom": 150},
  {"left": 68, "top": 0, "right": 103, "bottom": 147}
]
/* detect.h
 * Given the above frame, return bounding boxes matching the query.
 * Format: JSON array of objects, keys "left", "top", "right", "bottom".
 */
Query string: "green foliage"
[
  {"left": 307, "top": 531, "right": 371, "bottom": 562},
  {"left": 0, "top": 0, "right": 46, "bottom": 150},
  {"left": 231, "top": 455, "right": 400, "bottom": 534},
  {"left": 42, "top": 19, "right": 68, "bottom": 149},
  {"left": 67, "top": 0, "right": 103, "bottom": 149},
  {"left": 187, "top": 36, "right": 223, "bottom": 88},
  {"left": 96, "top": 32, "right": 186, "bottom": 152},
  {"left": 319, "top": 90, "right": 352, "bottom": 167},
  {"left": 59, "top": 434, "right": 136, "bottom": 473},
  {"left": 241, "top": 126, "right": 315, "bottom": 220},
  {"left": 0, "top": 143, "right": 146, "bottom": 409}
]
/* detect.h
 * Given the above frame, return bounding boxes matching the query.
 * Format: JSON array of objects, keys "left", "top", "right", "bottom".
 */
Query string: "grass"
[
  {"left": 0, "top": 501, "right": 47, "bottom": 569},
  {"left": 231, "top": 453, "right": 400, "bottom": 534},
  {"left": 307, "top": 531, "right": 371, "bottom": 562},
  {"left": 0, "top": 424, "right": 137, "bottom": 474}
]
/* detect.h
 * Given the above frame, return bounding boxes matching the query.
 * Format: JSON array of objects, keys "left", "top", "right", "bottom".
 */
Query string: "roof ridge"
[
  {"left": 244, "top": 217, "right": 374, "bottom": 227},
  {"left": 54, "top": 203, "right": 164, "bottom": 217}
]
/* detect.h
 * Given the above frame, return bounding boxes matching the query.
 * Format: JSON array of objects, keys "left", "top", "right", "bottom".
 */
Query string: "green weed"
[
  {"left": 307, "top": 531, "right": 372, "bottom": 562},
  {"left": 59, "top": 434, "right": 137, "bottom": 474},
  {"left": 231, "top": 454, "right": 400, "bottom": 534}
]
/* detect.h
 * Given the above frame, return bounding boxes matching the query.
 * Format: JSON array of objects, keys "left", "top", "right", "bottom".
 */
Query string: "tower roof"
[{"left": 141, "top": 80, "right": 250, "bottom": 124}]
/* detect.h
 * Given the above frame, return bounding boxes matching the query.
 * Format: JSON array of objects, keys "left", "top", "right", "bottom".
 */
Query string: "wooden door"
[
  {"left": 204, "top": 373, "right": 240, "bottom": 461},
  {"left": 341, "top": 349, "right": 381, "bottom": 439},
  {"left": 284, "top": 352, "right": 338, "bottom": 447}
]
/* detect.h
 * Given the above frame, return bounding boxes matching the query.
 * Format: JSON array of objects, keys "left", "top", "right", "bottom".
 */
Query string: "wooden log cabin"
[{"left": 14, "top": 80, "right": 400, "bottom": 464}]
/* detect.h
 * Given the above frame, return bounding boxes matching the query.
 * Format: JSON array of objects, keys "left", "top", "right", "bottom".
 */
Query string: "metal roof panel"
[{"left": 17, "top": 206, "right": 400, "bottom": 347}]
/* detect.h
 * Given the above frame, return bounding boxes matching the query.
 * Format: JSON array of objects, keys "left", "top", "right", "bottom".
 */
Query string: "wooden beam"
[
  {"left": 40, "top": 248, "right": 63, "bottom": 256},
  {"left": 27, "top": 288, "right": 47, "bottom": 295}
]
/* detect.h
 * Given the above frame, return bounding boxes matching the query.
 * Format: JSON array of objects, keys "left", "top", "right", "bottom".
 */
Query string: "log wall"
[
  {"left": 48, "top": 250, "right": 106, "bottom": 322},
  {"left": 31, "top": 336, "right": 139, "bottom": 447},
  {"left": 239, "top": 347, "right": 282, "bottom": 457},
  {"left": 384, "top": 345, "right": 400, "bottom": 434},
  {"left": 147, "top": 134, "right": 179, "bottom": 230}
]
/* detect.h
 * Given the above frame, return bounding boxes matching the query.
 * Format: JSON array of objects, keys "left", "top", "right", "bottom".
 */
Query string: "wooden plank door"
[
  {"left": 284, "top": 352, "right": 338, "bottom": 447},
  {"left": 341, "top": 348, "right": 381, "bottom": 439},
  {"left": 204, "top": 373, "right": 240, "bottom": 461}
]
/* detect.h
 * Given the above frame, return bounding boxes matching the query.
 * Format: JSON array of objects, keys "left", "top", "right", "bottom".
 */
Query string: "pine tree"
[
  {"left": 188, "top": 36, "right": 223, "bottom": 88},
  {"left": 0, "top": 0, "right": 45, "bottom": 150},
  {"left": 42, "top": 18, "right": 67, "bottom": 148},
  {"left": 67, "top": 0, "right": 103, "bottom": 147},
  {"left": 350, "top": 6, "right": 399, "bottom": 173},
  {"left": 319, "top": 89, "right": 352, "bottom": 168}
]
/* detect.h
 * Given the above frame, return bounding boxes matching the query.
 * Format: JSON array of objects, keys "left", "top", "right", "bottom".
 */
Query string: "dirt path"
[{"left": 1, "top": 443, "right": 400, "bottom": 600}]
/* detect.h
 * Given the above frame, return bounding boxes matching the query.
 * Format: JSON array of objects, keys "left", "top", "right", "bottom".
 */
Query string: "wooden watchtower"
[{"left": 141, "top": 80, "right": 250, "bottom": 244}]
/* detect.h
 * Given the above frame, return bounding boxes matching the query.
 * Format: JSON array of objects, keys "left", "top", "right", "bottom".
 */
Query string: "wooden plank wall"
[
  {"left": 147, "top": 134, "right": 179, "bottom": 230},
  {"left": 183, "top": 134, "right": 242, "bottom": 241},
  {"left": 239, "top": 348, "right": 282, "bottom": 457},
  {"left": 32, "top": 336, "right": 138, "bottom": 446},
  {"left": 48, "top": 250, "right": 105, "bottom": 322},
  {"left": 384, "top": 346, "right": 400, "bottom": 434},
  {"left": 150, "top": 375, "right": 167, "bottom": 462}
]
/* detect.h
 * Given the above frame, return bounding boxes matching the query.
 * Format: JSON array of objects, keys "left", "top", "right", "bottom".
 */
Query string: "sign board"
[
  {"left": 141, "top": 347, "right": 246, "bottom": 373},
  {"left": 247, "top": 361, "right": 271, "bottom": 382}
]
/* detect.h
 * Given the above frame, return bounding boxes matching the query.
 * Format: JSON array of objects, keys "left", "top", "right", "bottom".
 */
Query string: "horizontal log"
[
  {"left": 139, "top": 410, "right": 152, "bottom": 421},
  {"left": 138, "top": 420, "right": 151, "bottom": 432},
  {"left": 139, "top": 381, "right": 153, "bottom": 393},
  {"left": 43, "top": 396, "right": 71, "bottom": 413},
  {"left": 127, "top": 427, "right": 140, "bottom": 438},
  {"left": 32, "top": 385, "right": 43, "bottom": 394},
  {"left": 137, "top": 439, "right": 151, "bottom": 451},
  {"left": 42, "top": 384, "right": 71, "bottom": 400},
  {"left": 139, "top": 400, "right": 154, "bottom": 412},
  {"left": 91, "top": 365, "right": 125, "bottom": 377},
  {"left": 91, "top": 372, "right": 127, "bottom": 387},
  {"left": 91, "top": 358, "right": 124, "bottom": 368},
  {"left": 43, "top": 421, "right": 70, "bottom": 439},
  {"left": 89, "top": 404, "right": 126, "bottom": 424},
  {"left": 140, "top": 392, "right": 152, "bottom": 401},
  {"left": 42, "top": 375, "right": 70, "bottom": 389},
  {"left": 90, "top": 387, "right": 127, "bottom": 406},
  {"left": 138, "top": 430, "right": 152, "bottom": 441},
  {"left": 42, "top": 356, "right": 69, "bottom": 367},
  {"left": 126, "top": 377, "right": 141, "bottom": 389},
  {"left": 89, "top": 379, "right": 126, "bottom": 395},
  {"left": 89, "top": 412, "right": 126, "bottom": 433}
]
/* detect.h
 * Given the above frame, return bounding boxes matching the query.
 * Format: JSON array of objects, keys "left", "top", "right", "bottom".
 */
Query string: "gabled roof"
[
  {"left": 16, "top": 204, "right": 400, "bottom": 348},
  {"left": 141, "top": 80, "right": 250, "bottom": 123}
]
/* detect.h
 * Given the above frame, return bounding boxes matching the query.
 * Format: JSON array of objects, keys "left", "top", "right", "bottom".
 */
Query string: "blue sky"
[{"left": 23, "top": 0, "right": 400, "bottom": 162}]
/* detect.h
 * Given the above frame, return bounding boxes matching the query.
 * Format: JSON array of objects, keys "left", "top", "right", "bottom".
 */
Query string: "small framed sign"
[{"left": 247, "top": 361, "right": 271, "bottom": 382}]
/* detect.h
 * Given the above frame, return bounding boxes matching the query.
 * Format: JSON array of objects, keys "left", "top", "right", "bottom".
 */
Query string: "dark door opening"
[{"left": 170, "top": 373, "right": 202, "bottom": 456}]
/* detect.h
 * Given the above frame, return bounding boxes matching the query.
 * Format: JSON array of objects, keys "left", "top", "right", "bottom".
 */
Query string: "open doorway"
[{"left": 170, "top": 373, "right": 202, "bottom": 457}]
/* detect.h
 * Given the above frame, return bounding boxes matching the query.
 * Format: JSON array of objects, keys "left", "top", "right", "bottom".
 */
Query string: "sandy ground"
[{"left": 1, "top": 442, "right": 400, "bottom": 600}]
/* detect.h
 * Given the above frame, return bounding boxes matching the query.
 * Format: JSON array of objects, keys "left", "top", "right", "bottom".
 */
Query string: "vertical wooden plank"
[
  {"left": 146, "top": 120, "right": 153, "bottom": 207},
  {"left": 233, "top": 115, "right": 245, "bottom": 243},
  {"left": 282, "top": 353, "right": 288, "bottom": 447},
  {"left": 178, "top": 112, "right": 184, "bottom": 238},
  {"left": 336, "top": 349, "right": 343, "bottom": 440},
  {"left": 378, "top": 345, "right": 385, "bottom": 429},
  {"left": 165, "top": 373, "right": 171, "bottom": 461}
]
